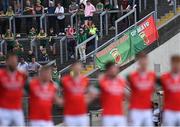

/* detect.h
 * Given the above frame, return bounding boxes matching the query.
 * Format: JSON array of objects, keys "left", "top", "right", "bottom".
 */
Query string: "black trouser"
[
  {"left": 48, "top": 16, "right": 56, "bottom": 31},
  {"left": 110, "top": 12, "right": 118, "bottom": 27},
  {"left": 26, "top": 17, "right": 33, "bottom": 33},
  {"left": 57, "top": 18, "right": 65, "bottom": 33},
  {"left": 36, "top": 17, "right": 40, "bottom": 32},
  {"left": 15, "top": 18, "right": 21, "bottom": 33}
]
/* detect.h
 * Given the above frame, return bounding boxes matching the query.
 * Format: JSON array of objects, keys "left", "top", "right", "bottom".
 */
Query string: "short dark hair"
[
  {"left": 6, "top": 52, "right": 17, "bottom": 60},
  {"left": 105, "top": 61, "right": 115, "bottom": 71},
  {"left": 136, "top": 52, "right": 147, "bottom": 59},
  {"left": 154, "top": 102, "right": 158, "bottom": 106},
  {"left": 171, "top": 55, "right": 180, "bottom": 63}
]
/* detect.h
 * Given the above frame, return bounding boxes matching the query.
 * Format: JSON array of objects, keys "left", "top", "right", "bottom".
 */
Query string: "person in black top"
[{"left": 128, "top": 0, "right": 140, "bottom": 20}]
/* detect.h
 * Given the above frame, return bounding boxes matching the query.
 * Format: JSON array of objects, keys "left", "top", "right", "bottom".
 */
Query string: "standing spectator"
[
  {"left": 153, "top": 103, "right": 161, "bottom": 126},
  {"left": 69, "top": 0, "right": 79, "bottom": 13},
  {"left": 23, "top": 0, "right": 34, "bottom": 33},
  {"left": 78, "top": 3, "right": 85, "bottom": 25},
  {"left": 76, "top": 28, "right": 87, "bottom": 63},
  {"left": 0, "top": 51, "right": 6, "bottom": 64},
  {"left": 15, "top": 2, "right": 22, "bottom": 34},
  {"left": 52, "top": 65, "right": 60, "bottom": 84},
  {"left": 47, "top": 1, "right": 56, "bottom": 31},
  {"left": 34, "top": 0, "right": 44, "bottom": 32},
  {"left": 4, "top": 29, "right": 14, "bottom": 52},
  {"left": 27, "top": 50, "right": 35, "bottom": 62},
  {"left": 5, "top": 6, "right": 14, "bottom": 16},
  {"left": 96, "top": 0, "right": 104, "bottom": 12},
  {"left": 128, "top": 0, "right": 140, "bottom": 20},
  {"left": 37, "top": 28, "right": 47, "bottom": 50},
  {"left": 121, "top": 0, "right": 129, "bottom": 25},
  {"left": 84, "top": 0, "right": 96, "bottom": 26},
  {"left": 28, "top": 56, "right": 41, "bottom": 77},
  {"left": 13, "top": 39, "right": 24, "bottom": 57},
  {"left": 55, "top": 3, "right": 65, "bottom": 35},
  {"left": 2, "top": 0, "right": 9, "bottom": 12},
  {"left": 39, "top": 48, "right": 49, "bottom": 62},
  {"left": 48, "top": 27, "right": 57, "bottom": 55},
  {"left": 28, "top": 27, "right": 37, "bottom": 39},
  {"left": 167, "top": 0, "right": 174, "bottom": 6},
  {"left": 17, "top": 57, "right": 28, "bottom": 73}
]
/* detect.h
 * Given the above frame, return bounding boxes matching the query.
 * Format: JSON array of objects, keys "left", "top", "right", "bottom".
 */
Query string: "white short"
[
  {"left": 129, "top": 109, "right": 153, "bottom": 126},
  {"left": 0, "top": 108, "right": 24, "bottom": 126},
  {"left": 163, "top": 110, "right": 180, "bottom": 126},
  {"left": 102, "top": 115, "right": 127, "bottom": 127},
  {"left": 64, "top": 114, "right": 89, "bottom": 126},
  {"left": 29, "top": 120, "right": 54, "bottom": 127}
]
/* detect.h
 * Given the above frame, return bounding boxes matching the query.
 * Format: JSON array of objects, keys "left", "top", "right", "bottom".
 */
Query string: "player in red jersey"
[
  {"left": 89, "top": 62, "right": 127, "bottom": 126},
  {"left": 27, "top": 66, "right": 63, "bottom": 126},
  {"left": 60, "top": 61, "right": 90, "bottom": 126},
  {"left": 127, "top": 53, "right": 156, "bottom": 126},
  {"left": 0, "top": 53, "right": 27, "bottom": 126},
  {"left": 159, "top": 55, "right": 180, "bottom": 126}
]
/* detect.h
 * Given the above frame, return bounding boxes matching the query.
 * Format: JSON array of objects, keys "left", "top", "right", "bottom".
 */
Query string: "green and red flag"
[{"left": 96, "top": 15, "right": 159, "bottom": 70}]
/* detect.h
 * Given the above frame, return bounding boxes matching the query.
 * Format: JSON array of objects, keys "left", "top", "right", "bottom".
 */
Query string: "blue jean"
[{"left": 2, "top": 0, "right": 9, "bottom": 12}]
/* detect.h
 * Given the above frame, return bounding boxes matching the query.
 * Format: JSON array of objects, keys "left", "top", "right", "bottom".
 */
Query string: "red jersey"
[
  {"left": 99, "top": 75, "right": 126, "bottom": 115},
  {"left": 28, "top": 79, "right": 57, "bottom": 120},
  {"left": 161, "top": 73, "right": 180, "bottom": 111},
  {"left": 61, "top": 75, "right": 89, "bottom": 115},
  {"left": 128, "top": 71, "right": 156, "bottom": 109},
  {"left": 0, "top": 69, "right": 27, "bottom": 109}
]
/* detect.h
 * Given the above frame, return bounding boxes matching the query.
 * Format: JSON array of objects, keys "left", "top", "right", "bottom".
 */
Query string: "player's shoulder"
[
  {"left": 160, "top": 72, "right": 171, "bottom": 79},
  {"left": 129, "top": 71, "right": 138, "bottom": 77},
  {"left": 61, "top": 74, "right": 71, "bottom": 81},
  {"left": 98, "top": 73, "right": 106, "bottom": 81},
  {"left": 0, "top": 68, "right": 6, "bottom": 75}
]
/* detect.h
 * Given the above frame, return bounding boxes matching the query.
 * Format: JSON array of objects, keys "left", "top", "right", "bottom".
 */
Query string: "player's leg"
[
  {"left": 129, "top": 109, "right": 143, "bottom": 126},
  {"left": 143, "top": 110, "right": 153, "bottom": 126},
  {"left": 12, "top": 110, "right": 25, "bottom": 126},
  {"left": 0, "top": 108, "right": 13, "bottom": 126},
  {"left": 30, "top": 120, "right": 54, "bottom": 126},
  {"left": 77, "top": 114, "right": 89, "bottom": 126},
  {"left": 163, "top": 110, "right": 177, "bottom": 126}
]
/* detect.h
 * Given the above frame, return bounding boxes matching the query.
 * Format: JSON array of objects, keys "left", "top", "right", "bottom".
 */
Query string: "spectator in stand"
[
  {"left": 128, "top": 0, "right": 140, "bottom": 20},
  {"left": 84, "top": 0, "right": 96, "bottom": 26},
  {"left": 2, "top": 0, "right": 9, "bottom": 12},
  {"left": 69, "top": 0, "right": 79, "bottom": 13},
  {"left": 0, "top": 10, "right": 6, "bottom": 34},
  {"left": 89, "top": 23, "right": 98, "bottom": 40},
  {"left": 17, "top": 57, "right": 28, "bottom": 73},
  {"left": 34, "top": 0, "right": 44, "bottom": 32},
  {"left": 76, "top": 28, "right": 87, "bottom": 63},
  {"left": 37, "top": 28, "right": 47, "bottom": 50},
  {"left": 23, "top": 0, "right": 34, "bottom": 33},
  {"left": 78, "top": 3, "right": 85, "bottom": 25},
  {"left": 47, "top": 1, "right": 56, "bottom": 31},
  {"left": 65, "top": 25, "right": 76, "bottom": 58},
  {"left": 52, "top": 65, "right": 60, "bottom": 84},
  {"left": 167, "top": 0, "right": 174, "bottom": 6},
  {"left": 28, "top": 56, "right": 41, "bottom": 77},
  {"left": 5, "top": 6, "right": 14, "bottom": 16},
  {"left": 27, "top": 50, "right": 35, "bottom": 62},
  {"left": 0, "top": 51, "right": 6, "bottom": 64},
  {"left": 96, "top": 0, "right": 104, "bottom": 12},
  {"left": 48, "top": 27, "right": 57, "bottom": 55},
  {"left": 13, "top": 39, "right": 24, "bottom": 57},
  {"left": 84, "top": 24, "right": 90, "bottom": 37},
  {"left": 39, "top": 48, "right": 49, "bottom": 62},
  {"left": 29, "top": 27, "right": 37, "bottom": 39},
  {"left": 4, "top": 29, "right": 14, "bottom": 52},
  {"left": 55, "top": 2, "right": 65, "bottom": 35},
  {"left": 15, "top": 2, "right": 22, "bottom": 34},
  {"left": 121, "top": 0, "right": 129, "bottom": 25}
]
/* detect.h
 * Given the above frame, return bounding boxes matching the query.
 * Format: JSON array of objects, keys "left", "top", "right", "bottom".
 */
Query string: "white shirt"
[
  {"left": 55, "top": 6, "right": 65, "bottom": 20},
  {"left": 17, "top": 62, "right": 28, "bottom": 73}
]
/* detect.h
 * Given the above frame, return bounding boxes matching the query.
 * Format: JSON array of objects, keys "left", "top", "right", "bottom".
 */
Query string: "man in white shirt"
[
  {"left": 28, "top": 57, "right": 41, "bottom": 77},
  {"left": 17, "top": 57, "right": 28, "bottom": 73},
  {"left": 153, "top": 103, "right": 161, "bottom": 126},
  {"left": 55, "top": 2, "right": 65, "bottom": 35}
]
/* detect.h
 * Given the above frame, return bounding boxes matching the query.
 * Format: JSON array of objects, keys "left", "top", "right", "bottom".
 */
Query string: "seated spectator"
[
  {"left": 28, "top": 57, "right": 41, "bottom": 77},
  {"left": 28, "top": 27, "right": 37, "bottom": 39},
  {"left": 52, "top": 65, "right": 60, "bottom": 84},
  {"left": 96, "top": 0, "right": 104, "bottom": 12},
  {"left": 65, "top": 25, "right": 75, "bottom": 37},
  {"left": 34, "top": 0, "right": 44, "bottom": 32},
  {"left": 75, "top": 28, "right": 87, "bottom": 63},
  {"left": 27, "top": 50, "right": 35, "bottom": 62},
  {"left": 55, "top": 2, "right": 65, "bottom": 35},
  {"left": 4, "top": 29, "right": 14, "bottom": 52},
  {"left": 13, "top": 39, "right": 24, "bottom": 57},
  {"left": 84, "top": 0, "right": 96, "bottom": 26},
  {"left": 37, "top": 28, "right": 47, "bottom": 50},
  {"left": 0, "top": 52, "right": 6, "bottom": 64},
  {"left": 17, "top": 57, "right": 28, "bottom": 73},
  {"left": 39, "top": 48, "right": 49, "bottom": 62},
  {"left": 23, "top": 0, "right": 34, "bottom": 33},
  {"left": 69, "top": 0, "right": 79, "bottom": 13},
  {"left": 78, "top": 3, "right": 85, "bottom": 25},
  {"left": 47, "top": 1, "right": 56, "bottom": 30},
  {"left": 5, "top": 6, "right": 14, "bottom": 16},
  {"left": 48, "top": 27, "right": 57, "bottom": 55}
]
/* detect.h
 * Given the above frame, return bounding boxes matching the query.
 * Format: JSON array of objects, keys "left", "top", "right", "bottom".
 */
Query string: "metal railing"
[{"left": 115, "top": 8, "right": 137, "bottom": 36}]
